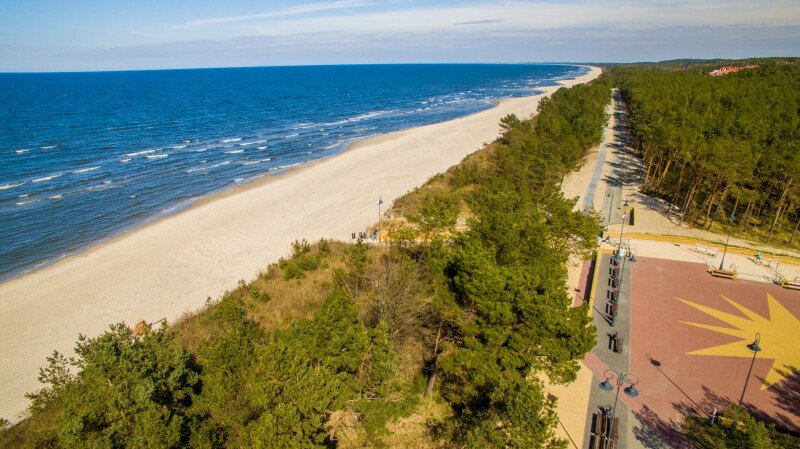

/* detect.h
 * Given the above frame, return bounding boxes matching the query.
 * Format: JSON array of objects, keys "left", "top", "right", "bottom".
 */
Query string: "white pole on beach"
[{"left": 378, "top": 196, "right": 383, "bottom": 244}]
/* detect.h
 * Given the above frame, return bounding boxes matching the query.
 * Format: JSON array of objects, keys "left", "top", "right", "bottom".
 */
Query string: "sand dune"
[{"left": 0, "top": 66, "right": 601, "bottom": 420}]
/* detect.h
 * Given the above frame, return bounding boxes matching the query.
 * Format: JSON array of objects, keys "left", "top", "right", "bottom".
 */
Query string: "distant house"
[{"left": 708, "top": 64, "right": 759, "bottom": 76}]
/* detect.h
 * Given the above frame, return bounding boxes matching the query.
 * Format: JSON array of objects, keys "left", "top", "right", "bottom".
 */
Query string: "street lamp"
[
  {"left": 377, "top": 196, "right": 383, "bottom": 244},
  {"left": 719, "top": 212, "right": 735, "bottom": 270},
  {"left": 607, "top": 192, "right": 614, "bottom": 228},
  {"left": 616, "top": 200, "right": 629, "bottom": 257},
  {"left": 598, "top": 370, "right": 640, "bottom": 449},
  {"left": 738, "top": 332, "right": 761, "bottom": 408}
]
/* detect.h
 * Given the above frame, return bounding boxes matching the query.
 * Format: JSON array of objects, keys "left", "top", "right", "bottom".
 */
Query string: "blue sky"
[{"left": 1, "top": 0, "right": 799, "bottom": 71}]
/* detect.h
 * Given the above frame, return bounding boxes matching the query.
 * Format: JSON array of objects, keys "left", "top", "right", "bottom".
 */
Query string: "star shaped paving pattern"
[{"left": 677, "top": 294, "right": 800, "bottom": 390}]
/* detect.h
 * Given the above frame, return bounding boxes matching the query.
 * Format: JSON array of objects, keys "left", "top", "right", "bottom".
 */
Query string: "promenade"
[{"left": 553, "top": 88, "right": 800, "bottom": 448}]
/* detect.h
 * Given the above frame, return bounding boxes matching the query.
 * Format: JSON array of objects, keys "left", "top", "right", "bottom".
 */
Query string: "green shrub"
[
  {"left": 283, "top": 263, "right": 305, "bottom": 280},
  {"left": 296, "top": 254, "right": 320, "bottom": 271},
  {"left": 291, "top": 239, "right": 311, "bottom": 257},
  {"left": 318, "top": 238, "right": 331, "bottom": 255}
]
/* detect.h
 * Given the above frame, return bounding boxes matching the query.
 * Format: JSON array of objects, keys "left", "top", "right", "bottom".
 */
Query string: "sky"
[{"left": 1, "top": 0, "right": 799, "bottom": 72}]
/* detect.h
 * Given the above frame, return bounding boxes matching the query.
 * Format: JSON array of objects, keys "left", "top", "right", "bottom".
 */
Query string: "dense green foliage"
[
  {"left": 684, "top": 407, "right": 800, "bottom": 449},
  {"left": 613, "top": 63, "right": 800, "bottom": 247},
  {"left": 424, "top": 80, "right": 609, "bottom": 447},
  {"left": 25, "top": 324, "right": 219, "bottom": 448},
  {"left": 3, "top": 78, "right": 611, "bottom": 448}
]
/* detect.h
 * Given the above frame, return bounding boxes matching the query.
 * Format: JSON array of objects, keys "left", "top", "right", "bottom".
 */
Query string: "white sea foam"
[
  {"left": 222, "top": 138, "right": 242, "bottom": 143},
  {"left": 187, "top": 160, "right": 230, "bottom": 173},
  {"left": 120, "top": 158, "right": 132, "bottom": 163},
  {"left": 225, "top": 150, "right": 244, "bottom": 154},
  {"left": 32, "top": 173, "right": 63, "bottom": 183},
  {"left": 73, "top": 166, "right": 100, "bottom": 174},
  {"left": 125, "top": 149, "right": 156, "bottom": 157},
  {"left": 15, "top": 149, "right": 31, "bottom": 154},
  {"left": 0, "top": 181, "right": 24, "bottom": 190},
  {"left": 87, "top": 181, "right": 113, "bottom": 191},
  {"left": 146, "top": 154, "right": 168, "bottom": 160},
  {"left": 15, "top": 199, "right": 40, "bottom": 206},
  {"left": 285, "top": 133, "right": 300, "bottom": 138},
  {"left": 208, "top": 161, "right": 231, "bottom": 169},
  {"left": 49, "top": 194, "right": 63, "bottom": 200},
  {"left": 171, "top": 145, "right": 187, "bottom": 149},
  {"left": 239, "top": 139, "right": 267, "bottom": 147},
  {"left": 192, "top": 148, "right": 209, "bottom": 153},
  {"left": 40, "top": 145, "right": 57, "bottom": 149},
  {"left": 349, "top": 110, "right": 395, "bottom": 122},
  {"left": 324, "top": 141, "right": 347, "bottom": 150},
  {"left": 18, "top": 193, "right": 30, "bottom": 198},
  {"left": 241, "top": 158, "right": 271, "bottom": 166},
  {"left": 234, "top": 178, "right": 245, "bottom": 183}
]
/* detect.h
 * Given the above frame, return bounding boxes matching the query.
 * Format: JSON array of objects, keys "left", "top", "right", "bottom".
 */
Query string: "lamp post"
[
  {"left": 598, "top": 370, "right": 640, "bottom": 449},
  {"left": 377, "top": 196, "right": 383, "bottom": 244},
  {"left": 607, "top": 192, "right": 614, "bottom": 229},
  {"left": 719, "top": 212, "right": 735, "bottom": 270},
  {"left": 616, "top": 200, "right": 629, "bottom": 257},
  {"left": 738, "top": 332, "right": 761, "bottom": 409}
]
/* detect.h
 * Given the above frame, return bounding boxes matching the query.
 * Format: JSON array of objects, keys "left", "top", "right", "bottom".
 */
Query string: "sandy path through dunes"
[{"left": 0, "top": 67, "right": 602, "bottom": 420}]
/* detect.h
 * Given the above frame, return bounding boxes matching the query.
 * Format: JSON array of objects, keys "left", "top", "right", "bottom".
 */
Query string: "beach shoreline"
[{"left": 0, "top": 65, "right": 601, "bottom": 421}]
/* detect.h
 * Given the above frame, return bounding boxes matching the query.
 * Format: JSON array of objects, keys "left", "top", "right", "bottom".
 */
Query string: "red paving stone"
[{"left": 630, "top": 256, "right": 800, "bottom": 432}]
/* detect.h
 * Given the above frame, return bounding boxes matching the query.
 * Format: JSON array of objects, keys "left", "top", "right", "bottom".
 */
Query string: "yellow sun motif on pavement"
[{"left": 677, "top": 294, "right": 800, "bottom": 390}]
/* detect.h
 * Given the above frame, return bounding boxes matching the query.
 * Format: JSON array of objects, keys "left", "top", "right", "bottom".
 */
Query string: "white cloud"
[
  {"left": 177, "top": 0, "right": 800, "bottom": 41},
  {"left": 180, "top": 0, "right": 374, "bottom": 28}
]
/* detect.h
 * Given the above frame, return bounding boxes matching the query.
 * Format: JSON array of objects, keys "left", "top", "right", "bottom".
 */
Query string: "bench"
[
  {"left": 614, "top": 338, "right": 624, "bottom": 353},
  {"left": 609, "top": 303, "right": 618, "bottom": 316},
  {"left": 610, "top": 267, "right": 620, "bottom": 277},
  {"left": 592, "top": 413, "right": 603, "bottom": 435},
  {"left": 710, "top": 269, "right": 737, "bottom": 279},
  {"left": 610, "top": 278, "right": 620, "bottom": 288},
  {"left": 590, "top": 415, "right": 619, "bottom": 448},
  {"left": 782, "top": 280, "right": 800, "bottom": 291},
  {"left": 608, "top": 290, "right": 618, "bottom": 302}
]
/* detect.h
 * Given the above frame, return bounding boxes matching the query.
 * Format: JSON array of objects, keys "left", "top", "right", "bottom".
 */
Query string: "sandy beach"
[{"left": 0, "top": 66, "right": 602, "bottom": 420}]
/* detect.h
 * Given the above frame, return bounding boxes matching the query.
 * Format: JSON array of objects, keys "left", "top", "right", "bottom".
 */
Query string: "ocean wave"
[
  {"left": 40, "top": 145, "right": 57, "bottom": 149},
  {"left": 171, "top": 145, "right": 187, "bottom": 149},
  {"left": 119, "top": 158, "right": 132, "bottom": 163},
  {"left": 15, "top": 199, "right": 41, "bottom": 206},
  {"left": 285, "top": 133, "right": 300, "bottom": 138},
  {"left": 49, "top": 194, "right": 63, "bottom": 200},
  {"left": 15, "top": 149, "right": 31, "bottom": 154},
  {"left": 146, "top": 154, "right": 169, "bottom": 160},
  {"left": 222, "top": 137, "right": 242, "bottom": 143},
  {"left": 87, "top": 181, "right": 113, "bottom": 191},
  {"left": 225, "top": 149, "right": 244, "bottom": 154},
  {"left": 349, "top": 109, "right": 396, "bottom": 122},
  {"left": 241, "top": 158, "right": 271, "bottom": 166},
  {"left": 239, "top": 139, "right": 267, "bottom": 147},
  {"left": 32, "top": 173, "right": 63, "bottom": 183},
  {"left": 125, "top": 149, "right": 156, "bottom": 157},
  {"left": 73, "top": 166, "right": 101, "bottom": 174},
  {"left": 234, "top": 178, "right": 245, "bottom": 183},
  {"left": 208, "top": 161, "right": 231, "bottom": 169},
  {"left": 324, "top": 141, "right": 347, "bottom": 150},
  {"left": 0, "top": 181, "right": 24, "bottom": 190},
  {"left": 192, "top": 148, "right": 209, "bottom": 153},
  {"left": 187, "top": 160, "right": 230, "bottom": 173}
]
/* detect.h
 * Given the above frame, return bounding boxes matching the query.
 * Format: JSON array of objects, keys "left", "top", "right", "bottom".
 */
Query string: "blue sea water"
[{"left": 0, "top": 64, "right": 585, "bottom": 280}]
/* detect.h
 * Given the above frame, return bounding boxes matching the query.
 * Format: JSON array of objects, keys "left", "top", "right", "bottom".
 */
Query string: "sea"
[{"left": 0, "top": 63, "right": 586, "bottom": 280}]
